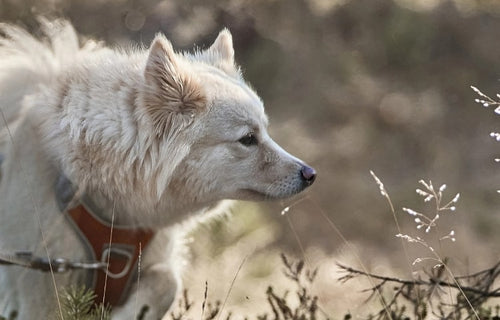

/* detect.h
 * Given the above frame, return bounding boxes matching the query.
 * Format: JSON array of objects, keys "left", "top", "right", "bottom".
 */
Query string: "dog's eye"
[{"left": 238, "top": 133, "right": 258, "bottom": 146}]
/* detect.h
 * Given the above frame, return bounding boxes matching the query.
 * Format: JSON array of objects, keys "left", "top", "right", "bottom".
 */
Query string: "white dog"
[{"left": 0, "top": 19, "right": 316, "bottom": 319}]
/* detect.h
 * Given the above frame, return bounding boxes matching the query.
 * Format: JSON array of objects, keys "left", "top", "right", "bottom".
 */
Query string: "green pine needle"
[{"left": 56, "top": 286, "right": 111, "bottom": 320}]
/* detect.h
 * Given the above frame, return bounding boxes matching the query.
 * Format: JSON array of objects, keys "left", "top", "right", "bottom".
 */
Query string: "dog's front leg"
[{"left": 111, "top": 262, "right": 180, "bottom": 320}]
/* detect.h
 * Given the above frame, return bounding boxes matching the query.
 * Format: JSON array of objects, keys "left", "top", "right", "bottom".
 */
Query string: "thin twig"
[
  {"left": 101, "top": 200, "right": 116, "bottom": 317},
  {"left": 337, "top": 263, "right": 500, "bottom": 297},
  {"left": 216, "top": 255, "right": 248, "bottom": 320}
]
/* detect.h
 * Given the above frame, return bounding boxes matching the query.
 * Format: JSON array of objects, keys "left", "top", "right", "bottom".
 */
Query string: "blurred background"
[{"left": 1, "top": 0, "right": 500, "bottom": 316}]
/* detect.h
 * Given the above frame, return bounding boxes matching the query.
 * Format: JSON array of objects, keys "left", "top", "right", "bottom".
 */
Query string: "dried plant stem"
[
  {"left": 285, "top": 213, "right": 310, "bottom": 268},
  {"left": 216, "top": 255, "right": 248, "bottom": 320},
  {"left": 134, "top": 242, "right": 143, "bottom": 320},
  {"left": 369, "top": 171, "right": 414, "bottom": 271},
  {"left": 101, "top": 201, "right": 116, "bottom": 317},
  {"left": 337, "top": 263, "right": 500, "bottom": 298}
]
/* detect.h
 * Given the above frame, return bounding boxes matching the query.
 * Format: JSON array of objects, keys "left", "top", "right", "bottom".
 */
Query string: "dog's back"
[{"left": 0, "top": 20, "right": 96, "bottom": 151}]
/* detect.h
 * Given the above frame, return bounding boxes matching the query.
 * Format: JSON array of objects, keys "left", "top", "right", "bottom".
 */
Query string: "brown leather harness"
[
  {"left": 66, "top": 203, "right": 154, "bottom": 306},
  {"left": 0, "top": 171, "right": 155, "bottom": 307},
  {"left": 54, "top": 174, "right": 155, "bottom": 307}
]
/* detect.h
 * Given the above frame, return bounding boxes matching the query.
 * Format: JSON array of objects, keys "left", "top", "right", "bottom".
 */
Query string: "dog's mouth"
[
  {"left": 237, "top": 188, "right": 273, "bottom": 201},
  {"left": 238, "top": 187, "right": 302, "bottom": 201},
  {"left": 236, "top": 169, "right": 316, "bottom": 201}
]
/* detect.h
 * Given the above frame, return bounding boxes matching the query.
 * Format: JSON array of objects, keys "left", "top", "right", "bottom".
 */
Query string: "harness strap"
[
  {"left": 55, "top": 174, "right": 155, "bottom": 306},
  {"left": 67, "top": 204, "right": 154, "bottom": 306}
]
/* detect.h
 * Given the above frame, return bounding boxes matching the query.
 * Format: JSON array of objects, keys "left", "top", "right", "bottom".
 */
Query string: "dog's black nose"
[{"left": 300, "top": 165, "right": 316, "bottom": 186}]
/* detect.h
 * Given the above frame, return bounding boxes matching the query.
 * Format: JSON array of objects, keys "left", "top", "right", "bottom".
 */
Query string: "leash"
[{"left": 0, "top": 251, "right": 107, "bottom": 273}]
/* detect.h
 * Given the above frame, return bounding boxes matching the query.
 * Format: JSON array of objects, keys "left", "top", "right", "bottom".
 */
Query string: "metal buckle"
[{"left": 100, "top": 246, "right": 134, "bottom": 279}]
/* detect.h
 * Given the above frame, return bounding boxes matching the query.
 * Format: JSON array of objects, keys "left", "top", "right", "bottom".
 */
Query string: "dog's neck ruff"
[{"left": 55, "top": 175, "right": 155, "bottom": 306}]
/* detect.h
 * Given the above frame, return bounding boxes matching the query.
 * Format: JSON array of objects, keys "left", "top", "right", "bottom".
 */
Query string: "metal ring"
[{"left": 100, "top": 247, "right": 134, "bottom": 279}]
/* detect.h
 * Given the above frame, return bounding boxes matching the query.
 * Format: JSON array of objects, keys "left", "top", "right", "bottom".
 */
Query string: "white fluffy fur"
[{"left": 0, "top": 19, "right": 314, "bottom": 319}]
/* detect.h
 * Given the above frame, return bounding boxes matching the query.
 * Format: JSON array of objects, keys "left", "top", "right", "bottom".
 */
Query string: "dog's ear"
[
  {"left": 208, "top": 28, "right": 234, "bottom": 65},
  {"left": 143, "top": 34, "right": 206, "bottom": 137},
  {"left": 202, "top": 29, "right": 240, "bottom": 77}
]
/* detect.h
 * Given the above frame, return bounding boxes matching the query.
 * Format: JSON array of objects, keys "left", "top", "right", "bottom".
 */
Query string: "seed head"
[
  {"left": 403, "top": 207, "right": 418, "bottom": 216},
  {"left": 416, "top": 188, "right": 429, "bottom": 196},
  {"left": 281, "top": 207, "right": 290, "bottom": 216}
]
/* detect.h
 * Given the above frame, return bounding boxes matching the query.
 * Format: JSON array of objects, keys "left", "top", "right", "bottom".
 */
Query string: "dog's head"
[{"left": 138, "top": 30, "right": 316, "bottom": 205}]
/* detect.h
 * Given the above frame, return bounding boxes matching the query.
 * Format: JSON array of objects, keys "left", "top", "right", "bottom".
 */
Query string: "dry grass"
[{"left": 170, "top": 170, "right": 500, "bottom": 319}]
